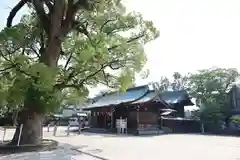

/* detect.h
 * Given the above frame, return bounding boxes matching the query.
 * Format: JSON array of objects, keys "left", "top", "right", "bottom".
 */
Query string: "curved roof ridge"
[{"left": 85, "top": 85, "right": 150, "bottom": 109}]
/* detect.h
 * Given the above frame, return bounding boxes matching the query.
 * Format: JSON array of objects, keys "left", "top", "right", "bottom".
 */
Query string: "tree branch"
[
  {"left": 73, "top": 0, "right": 94, "bottom": 12},
  {"left": 74, "top": 21, "right": 92, "bottom": 40},
  {"left": 43, "top": 0, "right": 54, "bottom": 13},
  {"left": 64, "top": 52, "right": 73, "bottom": 70},
  {"left": 32, "top": 0, "right": 50, "bottom": 34},
  {"left": 108, "top": 33, "right": 145, "bottom": 51},
  {"left": 100, "top": 19, "right": 117, "bottom": 32},
  {"left": 29, "top": 45, "right": 40, "bottom": 58},
  {"left": 0, "top": 50, "right": 36, "bottom": 79},
  {"left": 106, "top": 25, "right": 135, "bottom": 35},
  {"left": 61, "top": 0, "right": 93, "bottom": 36},
  {"left": 0, "top": 66, "right": 13, "bottom": 73},
  {"left": 7, "top": 0, "right": 29, "bottom": 27},
  {"left": 61, "top": 66, "right": 104, "bottom": 90},
  {"left": 39, "top": 28, "right": 45, "bottom": 57},
  {"left": 61, "top": 0, "right": 75, "bottom": 36},
  {"left": 55, "top": 59, "right": 121, "bottom": 90},
  {"left": 223, "top": 76, "right": 236, "bottom": 93},
  {"left": 102, "top": 70, "right": 112, "bottom": 86}
]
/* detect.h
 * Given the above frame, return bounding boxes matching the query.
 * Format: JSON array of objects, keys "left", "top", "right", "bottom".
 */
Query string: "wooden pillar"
[
  {"left": 92, "top": 111, "right": 95, "bottom": 127},
  {"left": 103, "top": 111, "right": 108, "bottom": 129},
  {"left": 160, "top": 116, "right": 163, "bottom": 128},
  {"left": 111, "top": 107, "right": 114, "bottom": 129},
  {"left": 92, "top": 111, "right": 94, "bottom": 127},
  {"left": 136, "top": 106, "right": 139, "bottom": 129},
  {"left": 111, "top": 112, "right": 114, "bottom": 129},
  {"left": 95, "top": 111, "right": 98, "bottom": 128}
]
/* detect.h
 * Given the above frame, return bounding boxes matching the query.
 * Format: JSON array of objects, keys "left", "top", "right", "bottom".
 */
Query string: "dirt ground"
[{"left": 1, "top": 127, "right": 240, "bottom": 160}]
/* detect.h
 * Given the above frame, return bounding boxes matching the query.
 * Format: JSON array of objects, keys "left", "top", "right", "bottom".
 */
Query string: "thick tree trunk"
[
  {"left": 9, "top": 12, "right": 62, "bottom": 145},
  {"left": 9, "top": 24, "right": 62, "bottom": 146},
  {"left": 8, "top": 1, "right": 65, "bottom": 146},
  {"left": 10, "top": 109, "right": 43, "bottom": 145}
]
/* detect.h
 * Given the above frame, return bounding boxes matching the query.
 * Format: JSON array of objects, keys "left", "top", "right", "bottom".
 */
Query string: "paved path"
[
  {"left": 51, "top": 132, "right": 240, "bottom": 160},
  {"left": 0, "top": 127, "right": 99, "bottom": 160},
  {"left": 0, "top": 143, "right": 98, "bottom": 160},
  {"left": 1, "top": 127, "right": 240, "bottom": 160}
]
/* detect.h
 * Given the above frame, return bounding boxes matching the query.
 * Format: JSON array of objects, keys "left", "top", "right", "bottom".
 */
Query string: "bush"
[
  {"left": 200, "top": 103, "right": 226, "bottom": 132},
  {"left": 231, "top": 116, "right": 240, "bottom": 125}
]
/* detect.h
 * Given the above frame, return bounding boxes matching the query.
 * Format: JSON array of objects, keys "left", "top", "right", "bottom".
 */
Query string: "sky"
[{"left": 1, "top": 0, "right": 240, "bottom": 95}]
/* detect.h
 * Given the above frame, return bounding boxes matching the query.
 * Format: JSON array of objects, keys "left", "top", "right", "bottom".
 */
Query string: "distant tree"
[
  {"left": 152, "top": 68, "right": 239, "bottom": 132},
  {"left": 61, "top": 89, "right": 86, "bottom": 106},
  {"left": 171, "top": 72, "right": 189, "bottom": 91},
  {"left": 188, "top": 67, "right": 240, "bottom": 131},
  {"left": 151, "top": 72, "right": 189, "bottom": 92},
  {"left": 151, "top": 76, "right": 170, "bottom": 92},
  {"left": 188, "top": 67, "right": 239, "bottom": 107},
  {"left": 199, "top": 102, "right": 225, "bottom": 132}
]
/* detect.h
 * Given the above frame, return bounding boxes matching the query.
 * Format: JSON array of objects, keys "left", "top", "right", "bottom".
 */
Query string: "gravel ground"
[{"left": 0, "top": 127, "right": 240, "bottom": 160}]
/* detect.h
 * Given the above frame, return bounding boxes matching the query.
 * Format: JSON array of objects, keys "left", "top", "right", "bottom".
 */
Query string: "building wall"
[
  {"left": 128, "top": 111, "right": 158, "bottom": 128},
  {"left": 139, "top": 112, "right": 158, "bottom": 127},
  {"left": 162, "top": 119, "right": 201, "bottom": 133},
  {"left": 172, "top": 104, "right": 185, "bottom": 117},
  {"left": 229, "top": 86, "right": 240, "bottom": 111},
  {"left": 90, "top": 111, "right": 98, "bottom": 127},
  {"left": 88, "top": 104, "right": 160, "bottom": 130},
  {"left": 127, "top": 111, "right": 137, "bottom": 129}
]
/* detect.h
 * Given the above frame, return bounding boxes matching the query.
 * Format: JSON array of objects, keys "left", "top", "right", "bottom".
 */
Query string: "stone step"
[
  {"left": 137, "top": 128, "right": 164, "bottom": 135},
  {"left": 85, "top": 128, "right": 109, "bottom": 133}
]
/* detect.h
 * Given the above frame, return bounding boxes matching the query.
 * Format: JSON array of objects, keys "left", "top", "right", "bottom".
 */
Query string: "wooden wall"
[
  {"left": 87, "top": 102, "right": 166, "bottom": 130},
  {"left": 229, "top": 86, "right": 240, "bottom": 111}
]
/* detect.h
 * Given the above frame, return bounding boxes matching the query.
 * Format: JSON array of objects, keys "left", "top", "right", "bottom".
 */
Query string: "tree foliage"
[
  {"left": 188, "top": 68, "right": 239, "bottom": 130},
  {"left": 151, "top": 68, "right": 240, "bottom": 131},
  {"left": 151, "top": 72, "right": 189, "bottom": 92},
  {"left": 199, "top": 102, "right": 225, "bottom": 132},
  {"left": 231, "top": 116, "right": 240, "bottom": 125},
  {"left": 0, "top": 0, "right": 159, "bottom": 145},
  {"left": 0, "top": 0, "right": 159, "bottom": 114},
  {"left": 188, "top": 68, "right": 239, "bottom": 102}
]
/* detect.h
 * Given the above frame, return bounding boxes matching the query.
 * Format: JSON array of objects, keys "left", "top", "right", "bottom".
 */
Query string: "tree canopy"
[
  {"left": 0, "top": 0, "right": 159, "bottom": 114},
  {"left": 151, "top": 71, "right": 189, "bottom": 92},
  {"left": 0, "top": 0, "right": 159, "bottom": 145},
  {"left": 152, "top": 68, "right": 240, "bottom": 131}
]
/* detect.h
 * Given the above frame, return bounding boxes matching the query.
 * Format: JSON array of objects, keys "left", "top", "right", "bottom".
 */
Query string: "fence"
[
  {"left": 116, "top": 118, "right": 127, "bottom": 134},
  {"left": 162, "top": 117, "right": 201, "bottom": 133}
]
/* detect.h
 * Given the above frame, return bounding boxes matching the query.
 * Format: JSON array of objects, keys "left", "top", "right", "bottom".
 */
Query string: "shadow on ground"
[{"left": 0, "top": 143, "right": 99, "bottom": 160}]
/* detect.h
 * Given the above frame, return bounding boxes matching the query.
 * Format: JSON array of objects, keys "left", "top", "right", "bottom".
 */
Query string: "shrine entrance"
[
  {"left": 96, "top": 113, "right": 105, "bottom": 128},
  {"left": 90, "top": 108, "right": 115, "bottom": 129}
]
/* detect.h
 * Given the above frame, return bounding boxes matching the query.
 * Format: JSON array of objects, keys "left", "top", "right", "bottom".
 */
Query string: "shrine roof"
[
  {"left": 85, "top": 85, "right": 150, "bottom": 109},
  {"left": 132, "top": 90, "right": 193, "bottom": 106},
  {"left": 160, "top": 90, "right": 194, "bottom": 106},
  {"left": 83, "top": 85, "right": 194, "bottom": 110},
  {"left": 132, "top": 91, "right": 158, "bottom": 104}
]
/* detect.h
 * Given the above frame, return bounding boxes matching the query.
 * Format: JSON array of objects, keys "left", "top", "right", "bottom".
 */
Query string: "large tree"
[
  {"left": 188, "top": 67, "right": 239, "bottom": 131},
  {"left": 0, "top": 0, "right": 159, "bottom": 145},
  {"left": 188, "top": 67, "right": 239, "bottom": 106}
]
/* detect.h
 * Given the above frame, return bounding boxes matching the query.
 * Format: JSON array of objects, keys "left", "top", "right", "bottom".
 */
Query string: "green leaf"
[{"left": 1, "top": 0, "right": 159, "bottom": 115}]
